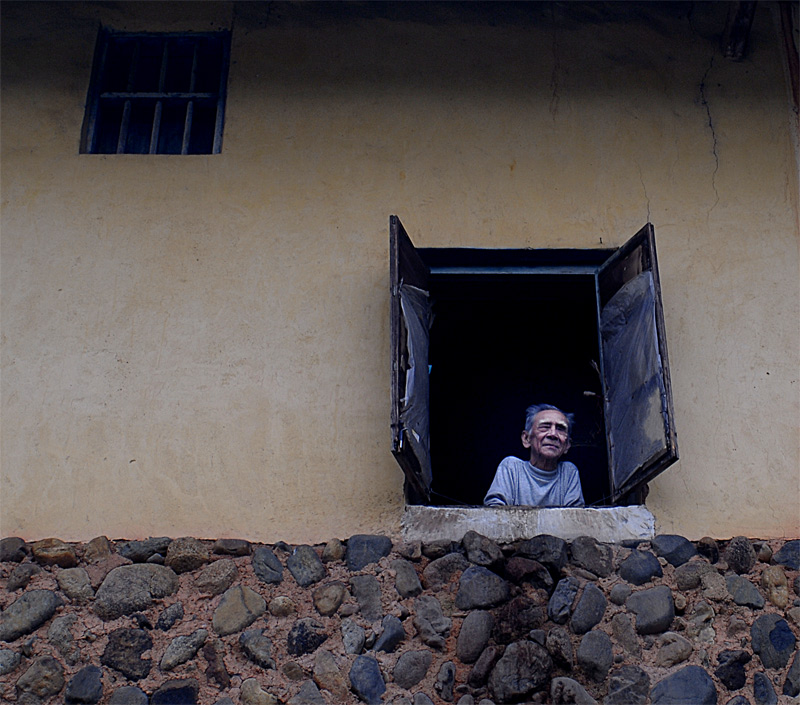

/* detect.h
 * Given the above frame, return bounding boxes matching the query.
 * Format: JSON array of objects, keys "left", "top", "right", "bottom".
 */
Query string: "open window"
[{"left": 390, "top": 215, "right": 677, "bottom": 507}]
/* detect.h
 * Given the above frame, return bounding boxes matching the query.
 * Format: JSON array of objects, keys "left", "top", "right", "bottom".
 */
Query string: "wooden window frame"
[{"left": 81, "top": 28, "right": 230, "bottom": 155}]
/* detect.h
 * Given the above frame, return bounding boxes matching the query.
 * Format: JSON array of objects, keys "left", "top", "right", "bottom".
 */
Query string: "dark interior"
[{"left": 427, "top": 273, "right": 612, "bottom": 506}]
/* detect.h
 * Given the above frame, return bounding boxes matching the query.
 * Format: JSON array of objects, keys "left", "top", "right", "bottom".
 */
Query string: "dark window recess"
[
  {"left": 81, "top": 29, "right": 230, "bottom": 155},
  {"left": 390, "top": 216, "right": 678, "bottom": 507}
]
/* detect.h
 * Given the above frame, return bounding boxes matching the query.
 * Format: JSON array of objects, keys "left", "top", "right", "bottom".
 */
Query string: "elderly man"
[{"left": 484, "top": 403, "right": 585, "bottom": 507}]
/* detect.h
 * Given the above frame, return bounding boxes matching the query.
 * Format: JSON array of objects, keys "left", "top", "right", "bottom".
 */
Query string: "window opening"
[
  {"left": 390, "top": 216, "right": 678, "bottom": 508},
  {"left": 82, "top": 29, "right": 230, "bottom": 155}
]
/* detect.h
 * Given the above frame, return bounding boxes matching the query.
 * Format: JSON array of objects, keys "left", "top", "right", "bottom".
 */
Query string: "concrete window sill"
[{"left": 402, "top": 505, "right": 656, "bottom": 544}]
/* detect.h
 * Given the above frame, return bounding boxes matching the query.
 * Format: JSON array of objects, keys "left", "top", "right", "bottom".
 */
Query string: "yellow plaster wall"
[{"left": 1, "top": 2, "right": 798, "bottom": 542}]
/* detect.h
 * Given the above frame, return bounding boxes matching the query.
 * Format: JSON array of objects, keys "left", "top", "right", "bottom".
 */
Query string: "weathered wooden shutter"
[
  {"left": 597, "top": 223, "right": 678, "bottom": 502},
  {"left": 390, "top": 216, "right": 432, "bottom": 502}
]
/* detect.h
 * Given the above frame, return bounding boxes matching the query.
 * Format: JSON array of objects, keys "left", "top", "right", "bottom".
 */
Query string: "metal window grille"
[{"left": 82, "top": 29, "right": 230, "bottom": 155}]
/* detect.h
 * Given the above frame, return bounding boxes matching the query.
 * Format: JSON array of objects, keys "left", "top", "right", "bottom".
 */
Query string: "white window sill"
[{"left": 402, "top": 505, "right": 655, "bottom": 544}]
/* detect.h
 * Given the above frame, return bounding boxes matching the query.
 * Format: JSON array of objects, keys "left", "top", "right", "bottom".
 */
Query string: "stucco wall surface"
[{"left": 1, "top": 2, "right": 798, "bottom": 543}]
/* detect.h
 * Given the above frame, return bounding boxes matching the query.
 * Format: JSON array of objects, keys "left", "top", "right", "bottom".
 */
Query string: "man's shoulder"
[
  {"left": 559, "top": 460, "right": 579, "bottom": 473},
  {"left": 499, "top": 456, "right": 527, "bottom": 469}
]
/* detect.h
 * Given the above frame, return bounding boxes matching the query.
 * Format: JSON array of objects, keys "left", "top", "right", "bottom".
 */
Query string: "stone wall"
[{"left": 1, "top": 533, "right": 799, "bottom": 704}]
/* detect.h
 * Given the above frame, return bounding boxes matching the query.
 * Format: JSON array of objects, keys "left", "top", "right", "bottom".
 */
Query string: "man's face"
[{"left": 522, "top": 409, "right": 571, "bottom": 466}]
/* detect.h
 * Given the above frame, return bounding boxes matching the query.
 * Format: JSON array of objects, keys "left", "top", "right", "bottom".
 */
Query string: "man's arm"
[
  {"left": 484, "top": 459, "right": 515, "bottom": 506},
  {"left": 563, "top": 463, "right": 585, "bottom": 507}
]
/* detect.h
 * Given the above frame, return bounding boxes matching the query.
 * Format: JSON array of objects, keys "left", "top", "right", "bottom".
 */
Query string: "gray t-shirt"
[{"left": 484, "top": 456, "right": 585, "bottom": 507}]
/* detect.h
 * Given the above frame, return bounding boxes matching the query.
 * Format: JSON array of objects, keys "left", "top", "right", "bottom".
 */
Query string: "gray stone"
[
  {"left": 674, "top": 560, "right": 717, "bottom": 590},
  {"left": 65, "top": 665, "right": 103, "bottom": 704},
  {"left": 609, "top": 583, "right": 632, "bottom": 605},
  {"left": 650, "top": 665, "right": 717, "bottom": 704},
  {"left": 605, "top": 665, "right": 650, "bottom": 705},
  {"left": 755, "top": 541, "right": 773, "bottom": 563},
  {"left": 240, "top": 629, "right": 276, "bottom": 669},
  {"left": 462, "top": 531, "right": 504, "bottom": 571},
  {"left": 393, "top": 650, "right": 432, "bottom": 689},
  {"left": 570, "top": 583, "right": 607, "bottom": 634},
  {"left": 529, "top": 628, "right": 546, "bottom": 646},
  {"left": 551, "top": 676, "right": 597, "bottom": 704},
  {"left": 456, "top": 696, "right": 475, "bottom": 705},
  {"left": 723, "top": 698, "right": 749, "bottom": 705},
  {"left": 619, "top": 550, "right": 663, "bottom": 585},
  {"left": 725, "top": 536, "right": 756, "bottom": 575},
  {"left": 504, "top": 556, "right": 554, "bottom": 592},
  {"left": 436, "top": 661, "right": 456, "bottom": 701},
  {"left": 288, "top": 545, "right": 326, "bottom": 587},
  {"left": 7, "top": 563, "right": 41, "bottom": 591},
  {"left": 611, "top": 613, "right": 641, "bottom": 657},
  {"left": 784, "top": 651, "right": 800, "bottom": 696},
  {"left": 577, "top": 630, "right": 612, "bottom": 682},
  {"left": 375, "top": 615, "right": 405, "bottom": 653},
  {"left": 696, "top": 537, "right": 720, "bottom": 564},
  {"left": 31, "top": 538, "right": 78, "bottom": 568},
  {"left": 651, "top": 535, "right": 697, "bottom": 567},
  {"left": 117, "top": 537, "right": 171, "bottom": 562},
  {"left": 423, "top": 552, "right": 470, "bottom": 588},
  {"left": 0, "top": 537, "right": 27, "bottom": 562},
  {"left": 212, "top": 538, "right": 251, "bottom": 556},
  {"left": 773, "top": 540, "right": 800, "bottom": 571},
  {"left": 48, "top": 614, "right": 80, "bottom": 664},
  {"left": 0, "top": 589, "right": 62, "bottom": 642},
  {"left": 515, "top": 534, "right": 568, "bottom": 575},
  {"left": 312, "top": 649, "right": 349, "bottom": 701},
  {"left": 626, "top": 585, "right": 675, "bottom": 634},
  {"left": 93, "top": 564, "right": 178, "bottom": 620},
  {"left": 714, "top": 649, "right": 753, "bottom": 690},
  {"left": 413, "top": 595, "right": 452, "bottom": 649},
  {"left": 548, "top": 577, "right": 580, "bottom": 624},
  {"left": 350, "top": 574, "right": 383, "bottom": 621},
  {"left": 341, "top": 617, "right": 366, "bottom": 655},
  {"left": 195, "top": 559, "right": 238, "bottom": 595},
  {"left": 349, "top": 654, "right": 386, "bottom": 704},
  {"left": 241, "top": 677, "right": 280, "bottom": 705},
  {"left": 15, "top": 655, "right": 65, "bottom": 701},
  {"left": 109, "top": 686, "right": 149, "bottom": 705},
  {"left": 488, "top": 639, "right": 552, "bottom": 703},
  {"left": 392, "top": 558, "right": 423, "bottom": 598},
  {"left": 253, "top": 546, "right": 284, "bottom": 584},
  {"left": 468, "top": 644, "right": 504, "bottom": 688},
  {"left": 456, "top": 566, "right": 510, "bottom": 610},
  {"left": 164, "top": 537, "right": 209, "bottom": 574},
  {"left": 457, "top": 610, "right": 494, "bottom": 663},
  {"left": 288, "top": 680, "right": 327, "bottom": 705},
  {"left": 150, "top": 678, "right": 200, "bottom": 705},
  {"left": 761, "top": 565, "right": 789, "bottom": 608},
  {"left": 491, "top": 595, "right": 546, "bottom": 645},
  {"left": 570, "top": 536, "right": 613, "bottom": 577},
  {"left": 751, "top": 614, "right": 796, "bottom": 669},
  {"left": 0, "top": 648, "right": 22, "bottom": 675},
  {"left": 269, "top": 595, "right": 296, "bottom": 617},
  {"left": 57, "top": 567, "right": 95, "bottom": 602},
  {"left": 204, "top": 639, "right": 231, "bottom": 690},
  {"left": 322, "top": 538, "right": 346, "bottom": 562},
  {"left": 414, "top": 695, "right": 435, "bottom": 705},
  {"left": 655, "top": 631, "right": 692, "bottom": 668},
  {"left": 726, "top": 576, "right": 765, "bottom": 608},
  {"left": 160, "top": 628, "right": 208, "bottom": 671},
  {"left": 288, "top": 618, "right": 328, "bottom": 656},
  {"left": 156, "top": 602, "right": 185, "bottom": 630},
  {"left": 212, "top": 585, "right": 267, "bottom": 636},
  {"left": 101, "top": 628, "right": 152, "bottom": 680},
  {"left": 546, "top": 626, "right": 574, "bottom": 669},
  {"left": 312, "top": 581, "right": 347, "bottom": 616},
  {"left": 753, "top": 672, "right": 777, "bottom": 705},
  {"left": 346, "top": 534, "right": 393, "bottom": 571}
]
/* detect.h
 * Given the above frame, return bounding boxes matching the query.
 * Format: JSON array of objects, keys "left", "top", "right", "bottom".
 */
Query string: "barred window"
[{"left": 82, "top": 29, "right": 230, "bottom": 155}]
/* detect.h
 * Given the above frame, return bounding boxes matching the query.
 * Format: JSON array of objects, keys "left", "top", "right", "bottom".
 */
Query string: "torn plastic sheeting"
[
  {"left": 399, "top": 283, "right": 433, "bottom": 487},
  {"left": 600, "top": 271, "right": 668, "bottom": 491}
]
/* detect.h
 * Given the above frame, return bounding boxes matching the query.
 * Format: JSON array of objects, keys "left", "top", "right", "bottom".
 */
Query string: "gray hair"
[{"left": 524, "top": 403, "right": 574, "bottom": 437}]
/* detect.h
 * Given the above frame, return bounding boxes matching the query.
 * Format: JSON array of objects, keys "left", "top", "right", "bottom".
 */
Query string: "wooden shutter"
[
  {"left": 390, "top": 216, "right": 432, "bottom": 502},
  {"left": 597, "top": 223, "right": 678, "bottom": 502}
]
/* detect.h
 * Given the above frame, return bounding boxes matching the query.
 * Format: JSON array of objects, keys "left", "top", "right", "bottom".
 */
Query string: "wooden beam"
[{"left": 721, "top": 1, "right": 757, "bottom": 61}]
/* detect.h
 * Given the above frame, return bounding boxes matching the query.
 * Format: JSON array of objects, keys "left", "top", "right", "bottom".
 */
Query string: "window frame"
[
  {"left": 390, "top": 216, "right": 678, "bottom": 507},
  {"left": 81, "top": 28, "right": 231, "bottom": 155}
]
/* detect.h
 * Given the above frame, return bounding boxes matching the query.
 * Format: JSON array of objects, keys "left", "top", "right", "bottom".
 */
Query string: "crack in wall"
[
  {"left": 637, "top": 163, "right": 652, "bottom": 223},
  {"left": 699, "top": 56, "right": 721, "bottom": 213}
]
